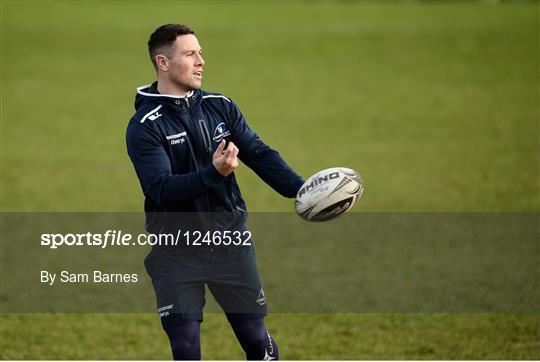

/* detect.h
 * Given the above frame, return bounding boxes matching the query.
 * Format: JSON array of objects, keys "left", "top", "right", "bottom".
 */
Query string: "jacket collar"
[
  {"left": 137, "top": 82, "right": 194, "bottom": 99},
  {"left": 135, "top": 82, "right": 201, "bottom": 110}
]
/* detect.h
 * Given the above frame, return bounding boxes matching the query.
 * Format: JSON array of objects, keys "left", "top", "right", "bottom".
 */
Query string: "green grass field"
[{"left": 1, "top": 0, "right": 539, "bottom": 359}]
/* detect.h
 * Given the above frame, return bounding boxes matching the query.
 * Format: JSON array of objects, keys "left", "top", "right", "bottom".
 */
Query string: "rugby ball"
[{"left": 295, "top": 167, "right": 363, "bottom": 222}]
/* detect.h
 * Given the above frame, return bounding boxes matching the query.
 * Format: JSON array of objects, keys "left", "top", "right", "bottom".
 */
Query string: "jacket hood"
[{"left": 134, "top": 82, "right": 198, "bottom": 110}]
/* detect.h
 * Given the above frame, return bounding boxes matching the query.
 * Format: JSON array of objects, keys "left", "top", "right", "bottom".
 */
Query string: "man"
[{"left": 126, "top": 24, "right": 304, "bottom": 360}]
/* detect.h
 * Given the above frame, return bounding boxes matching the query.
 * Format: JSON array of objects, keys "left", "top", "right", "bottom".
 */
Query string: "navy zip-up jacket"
[{"left": 126, "top": 82, "right": 304, "bottom": 233}]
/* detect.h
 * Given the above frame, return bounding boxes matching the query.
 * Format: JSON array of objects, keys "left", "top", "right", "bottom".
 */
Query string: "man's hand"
[{"left": 212, "top": 140, "right": 239, "bottom": 177}]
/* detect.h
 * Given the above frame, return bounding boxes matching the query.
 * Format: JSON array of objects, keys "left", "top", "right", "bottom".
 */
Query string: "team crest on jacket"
[{"left": 213, "top": 122, "right": 231, "bottom": 142}]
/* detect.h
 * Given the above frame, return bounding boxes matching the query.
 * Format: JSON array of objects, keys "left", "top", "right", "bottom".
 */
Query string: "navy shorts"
[{"left": 144, "top": 245, "right": 268, "bottom": 329}]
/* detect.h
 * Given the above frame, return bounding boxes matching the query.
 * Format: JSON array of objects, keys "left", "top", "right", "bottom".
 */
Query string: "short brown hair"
[{"left": 148, "top": 24, "right": 195, "bottom": 69}]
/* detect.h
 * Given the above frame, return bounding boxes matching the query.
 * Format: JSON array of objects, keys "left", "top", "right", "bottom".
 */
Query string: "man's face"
[{"left": 163, "top": 34, "right": 205, "bottom": 92}]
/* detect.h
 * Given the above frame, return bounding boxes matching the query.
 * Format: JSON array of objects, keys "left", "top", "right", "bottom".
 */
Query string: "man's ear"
[{"left": 155, "top": 55, "right": 169, "bottom": 72}]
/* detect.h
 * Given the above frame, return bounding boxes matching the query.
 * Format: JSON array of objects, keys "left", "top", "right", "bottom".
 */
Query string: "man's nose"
[{"left": 196, "top": 53, "right": 205, "bottom": 66}]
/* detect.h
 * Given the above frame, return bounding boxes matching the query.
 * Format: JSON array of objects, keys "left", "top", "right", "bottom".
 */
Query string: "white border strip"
[
  {"left": 140, "top": 104, "right": 163, "bottom": 123},
  {"left": 203, "top": 95, "right": 231, "bottom": 103}
]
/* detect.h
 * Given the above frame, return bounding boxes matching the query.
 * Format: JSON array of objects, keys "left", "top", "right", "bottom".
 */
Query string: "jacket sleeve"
[
  {"left": 126, "top": 121, "right": 225, "bottom": 207},
  {"left": 228, "top": 101, "right": 304, "bottom": 198}
]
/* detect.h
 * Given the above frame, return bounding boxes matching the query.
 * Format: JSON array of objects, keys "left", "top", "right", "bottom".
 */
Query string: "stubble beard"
[{"left": 170, "top": 75, "right": 201, "bottom": 94}]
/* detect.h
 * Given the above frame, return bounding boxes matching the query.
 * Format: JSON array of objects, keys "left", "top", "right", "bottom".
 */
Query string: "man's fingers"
[
  {"left": 231, "top": 144, "right": 239, "bottom": 159},
  {"left": 227, "top": 143, "right": 239, "bottom": 161},
  {"left": 212, "top": 140, "right": 239, "bottom": 176},
  {"left": 224, "top": 141, "right": 236, "bottom": 157},
  {"left": 215, "top": 139, "right": 226, "bottom": 156}
]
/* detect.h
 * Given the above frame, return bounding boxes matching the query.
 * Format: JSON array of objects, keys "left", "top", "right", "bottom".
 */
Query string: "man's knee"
[
  {"left": 165, "top": 322, "right": 201, "bottom": 360},
  {"left": 169, "top": 338, "right": 200, "bottom": 360}
]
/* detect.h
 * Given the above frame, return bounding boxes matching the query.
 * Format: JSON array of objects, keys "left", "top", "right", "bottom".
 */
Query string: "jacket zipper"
[
  {"left": 199, "top": 119, "right": 213, "bottom": 154},
  {"left": 184, "top": 97, "right": 212, "bottom": 211},
  {"left": 185, "top": 98, "right": 212, "bottom": 155}
]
